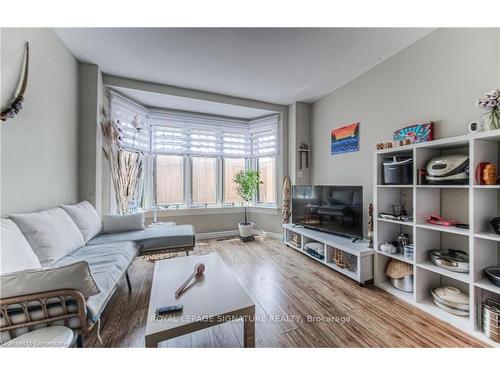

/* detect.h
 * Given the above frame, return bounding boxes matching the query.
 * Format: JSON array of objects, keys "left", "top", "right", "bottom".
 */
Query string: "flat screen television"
[{"left": 292, "top": 185, "right": 363, "bottom": 240}]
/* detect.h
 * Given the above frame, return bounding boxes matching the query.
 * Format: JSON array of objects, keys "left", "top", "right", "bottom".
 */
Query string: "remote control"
[{"left": 155, "top": 304, "right": 184, "bottom": 316}]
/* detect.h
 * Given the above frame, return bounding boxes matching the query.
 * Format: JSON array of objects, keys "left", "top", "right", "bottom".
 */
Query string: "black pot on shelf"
[
  {"left": 485, "top": 267, "right": 500, "bottom": 287},
  {"left": 489, "top": 217, "right": 500, "bottom": 235}
]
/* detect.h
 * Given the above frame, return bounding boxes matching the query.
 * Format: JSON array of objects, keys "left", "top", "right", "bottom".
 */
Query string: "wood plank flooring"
[{"left": 84, "top": 236, "right": 488, "bottom": 348}]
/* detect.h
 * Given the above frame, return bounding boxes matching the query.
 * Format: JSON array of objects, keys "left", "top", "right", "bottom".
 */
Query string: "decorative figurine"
[
  {"left": 483, "top": 163, "right": 498, "bottom": 185},
  {"left": 281, "top": 176, "right": 292, "bottom": 223},
  {"left": 368, "top": 203, "right": 374, "bottom": 249}
]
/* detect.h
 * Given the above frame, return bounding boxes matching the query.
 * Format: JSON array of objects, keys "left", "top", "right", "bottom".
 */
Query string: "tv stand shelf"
[{"left": 283, "top": 223, "right": 374, "bottom": 285}]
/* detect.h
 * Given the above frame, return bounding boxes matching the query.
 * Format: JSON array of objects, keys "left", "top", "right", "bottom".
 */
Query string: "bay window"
[{"left": 110, "top": 91, "right": 279, "bottom": 210}]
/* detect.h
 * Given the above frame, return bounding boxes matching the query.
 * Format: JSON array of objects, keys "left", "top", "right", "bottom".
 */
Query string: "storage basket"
[{"left": 386, "top": 259, "right": 413, "bottom": 279}]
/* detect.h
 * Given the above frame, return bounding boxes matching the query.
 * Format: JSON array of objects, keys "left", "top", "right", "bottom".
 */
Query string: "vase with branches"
[
  {"left": 476, "top": 88, "right": 500, "bottom": 131},
  {"left": 233, "top": 170, "right": 261, "bottom": 240},
  {"left": 101, "top": 107, "right": 145, "bottom": 215}
]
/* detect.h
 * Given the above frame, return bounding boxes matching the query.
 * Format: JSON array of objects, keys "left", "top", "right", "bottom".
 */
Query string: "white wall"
[
  {"left": 1, "top": 28, "right": 79, "bottom": 216},
  {"left": 311, "top": 28, "right": 500, "bottom": 236}
]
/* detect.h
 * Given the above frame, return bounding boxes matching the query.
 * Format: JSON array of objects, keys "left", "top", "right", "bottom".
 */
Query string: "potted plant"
[{"left": 233, "top": 170, "right": 261, "bottom": 241}]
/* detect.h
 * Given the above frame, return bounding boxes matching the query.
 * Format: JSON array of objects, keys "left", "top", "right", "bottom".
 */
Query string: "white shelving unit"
[
  {"left": 374, "top": 130, "right": 500, "bottom": 347},
  {"left": 283, "top": 223, "right": 374, "bottom": 285}
]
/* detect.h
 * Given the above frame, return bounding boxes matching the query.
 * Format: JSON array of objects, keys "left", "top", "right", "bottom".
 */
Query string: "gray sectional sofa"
[{"left": 0, "top": 201, "right": 195, "bottom": 346}]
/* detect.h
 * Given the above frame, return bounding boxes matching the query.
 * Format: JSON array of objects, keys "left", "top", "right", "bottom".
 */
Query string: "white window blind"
[
  {"left": 110, "top": 92, "right": 150, "bottom": 152},
  {"left": 150, "top": 110, "right": 251, "bottom": 157},
  {"left": 249, "top": 115, "right": 279, "bottom": 157},
  {"left": 109, "top": 91, "right": 279, "bottom": 158}
]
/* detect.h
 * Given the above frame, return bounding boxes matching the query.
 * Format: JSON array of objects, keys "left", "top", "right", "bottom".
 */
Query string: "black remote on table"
[{"left": 155, "top": 304, "right": 184, "bottom": 316}]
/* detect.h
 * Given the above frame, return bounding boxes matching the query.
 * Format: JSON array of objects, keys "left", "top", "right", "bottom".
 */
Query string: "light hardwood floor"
[{"left": 84, "top": 236, "right": 488, "bottom": 348}]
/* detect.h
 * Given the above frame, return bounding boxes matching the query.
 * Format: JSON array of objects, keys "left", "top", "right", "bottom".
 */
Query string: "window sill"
[{"left": 145, "top": 205, "right": 280, "bottom": 217}]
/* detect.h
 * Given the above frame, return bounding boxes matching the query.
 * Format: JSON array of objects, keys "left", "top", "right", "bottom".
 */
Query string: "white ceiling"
[
  {"left": 55, "top": 28, "right": 434, "bottom": 105},
  {"left": 111, "top": 86, "right": 276, "bottom": 119}
]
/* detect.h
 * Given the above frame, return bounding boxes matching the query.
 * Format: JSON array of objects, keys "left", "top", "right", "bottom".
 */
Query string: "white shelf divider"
[
  {"left": 417, "top": 261, "right": 470, "bottom": 283},
  {"left": 375, "top": 250, "right": 414, "bottom": 265},
  {"left": 377, "top": 217, "right": 414, "bottom": 226},
  {"left": 416, "top": 223, "right": 470, "bottom": 236}
]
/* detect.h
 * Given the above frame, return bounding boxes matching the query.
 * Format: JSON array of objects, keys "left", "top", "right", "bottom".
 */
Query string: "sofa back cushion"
[
  {"left": 61, "top": 201, "right": 102, "bottom": 242},
  {"left": 0, "top": 261, "right": 100, "bottom": 299},
  {"left": 10, "top": 208, "right": 85, "bottom": 266},
  {"left": 0, "top": 219, "right": 42, "bottom": 275},
  {"left": 103, "top": 212, "right": 145, "bottom": 233}
]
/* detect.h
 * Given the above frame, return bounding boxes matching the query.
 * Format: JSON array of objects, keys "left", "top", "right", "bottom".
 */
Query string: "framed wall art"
[{"left": 331, "top": 122, "right": 360, "bottom": 155}]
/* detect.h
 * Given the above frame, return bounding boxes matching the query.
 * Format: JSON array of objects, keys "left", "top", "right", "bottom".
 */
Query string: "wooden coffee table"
[{"left": 144, "top": 253, "right": 255, "bottom": 348}]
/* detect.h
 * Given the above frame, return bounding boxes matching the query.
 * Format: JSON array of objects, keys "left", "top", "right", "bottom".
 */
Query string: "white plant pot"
[{"left": 238, "top": 222, "right": 254, "bottom": 238}]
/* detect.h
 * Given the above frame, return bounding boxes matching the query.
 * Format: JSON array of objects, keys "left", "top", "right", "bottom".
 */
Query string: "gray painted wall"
[
  {"left": 1, "top": 28, "right": 79, "bottom": 216},
  {"left": 78, "top": 63, "right": 103, "bottom": 213},
  {"left": 288, "top": 102, "right": 311, "bottom": 185},
  {"left": 311, "top": 28, "right": 500, "bottom": 236}
]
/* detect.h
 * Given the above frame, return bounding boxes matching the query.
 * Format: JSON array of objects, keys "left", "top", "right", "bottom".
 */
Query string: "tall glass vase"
[{"left": 482, "top": 109, "right": 500, "bottom": 131}]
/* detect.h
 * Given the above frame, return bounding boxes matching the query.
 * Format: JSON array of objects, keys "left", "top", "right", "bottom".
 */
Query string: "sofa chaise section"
[{"left": 87, "top": 223, "right": 195, "bottom": 254}]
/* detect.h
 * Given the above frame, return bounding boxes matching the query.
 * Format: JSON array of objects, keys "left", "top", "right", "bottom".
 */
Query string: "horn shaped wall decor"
[{"left": 1, "top": 42, "right": 30, "bottom": 122}]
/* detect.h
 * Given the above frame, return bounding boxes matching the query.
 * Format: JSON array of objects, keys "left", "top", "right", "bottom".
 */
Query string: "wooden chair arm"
[{"left": 0, "top": 289, "right": 89, "bottom": 337}]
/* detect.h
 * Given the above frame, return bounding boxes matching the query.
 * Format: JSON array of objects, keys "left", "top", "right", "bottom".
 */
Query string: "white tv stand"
[{"left": 283, "top": 223, "right": 374, "bottom": 285}]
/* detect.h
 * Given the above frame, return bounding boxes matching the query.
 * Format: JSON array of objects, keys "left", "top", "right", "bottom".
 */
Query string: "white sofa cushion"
[
  {"left": 0, "top": 219, "right": 42, "bottom": 275},
  {"left": 0, "top": 260, "right": 100, "bottom": 299},
  {"left": 10, "top": 208, "right": 85, "bottom": 266},
  {"left": 103, "top": 212, "right": 145, "bottom": 233},
  {"left": 61, "top": 201, "right": 102, "bottom": 242}
]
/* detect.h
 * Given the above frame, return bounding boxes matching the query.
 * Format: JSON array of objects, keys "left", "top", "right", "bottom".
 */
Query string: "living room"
[{"left": 1, "top": 0, "right": 499, "bottom": 372}]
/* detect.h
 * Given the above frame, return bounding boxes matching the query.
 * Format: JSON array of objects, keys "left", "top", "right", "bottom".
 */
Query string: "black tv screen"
[{"left": 292, "top": 185, "right": 363, "bottom": 239}]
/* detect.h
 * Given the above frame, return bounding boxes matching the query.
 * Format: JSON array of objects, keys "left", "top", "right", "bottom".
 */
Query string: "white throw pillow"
[
  {"left": 0, "top": 219, "right": 42, "bottom": 275},
  {"left": 0, "top": 261, "right": 100, "bottom": 299},
  {"left": 10, "top": 208, "right": 85, "bottom": 266},
  {"left": 61, "top": 201, "right": 103, "bottom": 242},
  {"left": 102, "top": 212, "right": 145, "bottom": 233}
]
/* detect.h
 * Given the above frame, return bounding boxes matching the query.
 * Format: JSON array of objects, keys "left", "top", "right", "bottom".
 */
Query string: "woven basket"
[{"left": 386, "top": 259, "right": 413, "bottom": 278}]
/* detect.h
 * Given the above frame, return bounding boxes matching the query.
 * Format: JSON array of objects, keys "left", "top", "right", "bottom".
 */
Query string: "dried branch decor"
[{"left": 101, "top": 107, "right": 144, "bottom": 215}]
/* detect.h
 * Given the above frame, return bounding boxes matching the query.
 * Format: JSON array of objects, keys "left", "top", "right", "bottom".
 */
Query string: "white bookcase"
[
  {"left": 374, "top": 130, "right": 500, "bottom": 347},
  {"left": 283, "top": 223, "right": 374, "bottom": 284}
]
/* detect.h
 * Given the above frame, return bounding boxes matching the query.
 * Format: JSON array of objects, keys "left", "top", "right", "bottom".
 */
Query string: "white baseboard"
[
  {"left": 196, "top": 230, "right": 240, "bottom": 240},
  {"left": 196, "top": 229, "right": 282, "bottom": 240}
]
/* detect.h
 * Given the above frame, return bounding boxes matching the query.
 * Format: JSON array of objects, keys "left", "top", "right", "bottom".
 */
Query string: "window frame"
[
  {"left": 221, "top": 157, "right": 248, "bottom": 207},
  {"left": 254, "top": 156, "right": 278, "bottom": 207},
  {"left": 153, "top": 154, "right": 186, "bottom": 208},
  {"left": 190, "top": 155, "right": 219, "bottom": 208}
]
